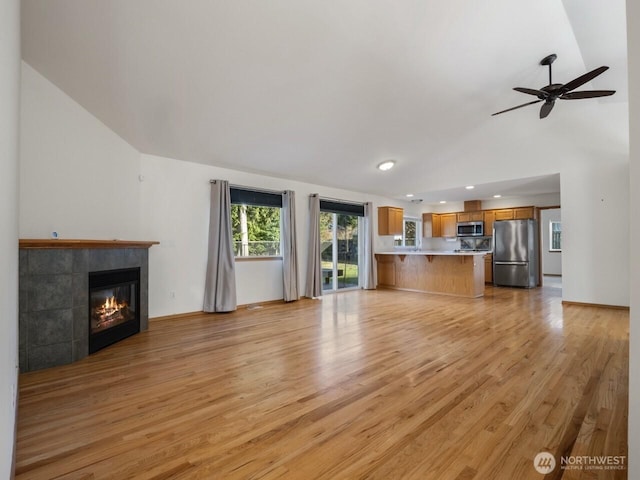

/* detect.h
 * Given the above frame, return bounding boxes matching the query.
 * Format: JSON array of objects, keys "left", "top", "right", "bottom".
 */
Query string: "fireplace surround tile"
[
  {"left": 29, "top": 274, "right": 73, "bottom": 312},
  {"left": 72, "top": 249, "right": 89, "bottom": 272},
  {"left": 72, "top": 273, "right": 88, "bottom": 308},
  {"left": 19, "top": 241, "right": 155, "bottom": 372},
  {"left": 72, "top": 340, "right": 85, "bottom": 363},
  {"left": 19, "top": 250, "right": 28, "bottom": 276},
  {"left": 88, "top": 249, "right": 124, "bottom": 272},
  {"left": 73, "top": 306, "right": 88, "bottom": 344},
  {"left": 28, "top": 309, "right": 73, "bottom": 346},
  {"left": 29, "top": 343, "right": 72, "bottom": 372},
  {"left": 28, "top": 249, "right": 73, "bottom": 275}
]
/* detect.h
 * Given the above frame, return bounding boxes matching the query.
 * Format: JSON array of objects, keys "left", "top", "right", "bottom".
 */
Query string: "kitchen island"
[{"left": 375, "top": 251, "right": 486, "bottom": 298}]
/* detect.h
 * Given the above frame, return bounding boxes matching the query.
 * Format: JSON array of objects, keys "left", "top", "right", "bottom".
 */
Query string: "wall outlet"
[{"left": 169, "top": 291, "right": 176, "bottom": 299}]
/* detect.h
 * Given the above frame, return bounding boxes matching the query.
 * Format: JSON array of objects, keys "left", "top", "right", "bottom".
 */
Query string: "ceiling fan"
[{"left": 492, "top": 54, "right": 615, "bottom": 119}]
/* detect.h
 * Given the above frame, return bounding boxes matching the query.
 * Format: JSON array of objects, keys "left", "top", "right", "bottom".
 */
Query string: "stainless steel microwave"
[{"left": 457, "top": 221, "right": 484, "bottom": 237}]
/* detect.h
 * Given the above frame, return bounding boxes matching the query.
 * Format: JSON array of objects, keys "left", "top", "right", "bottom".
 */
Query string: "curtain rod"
[
  {"left": 209, "top": 180, "right": 284, "bottom": 195},
  {"left": 318, "top": 195, "right": 366, "bottom": 206}
]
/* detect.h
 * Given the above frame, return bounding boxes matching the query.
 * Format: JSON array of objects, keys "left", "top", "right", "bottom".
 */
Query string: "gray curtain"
[
  {"left": 362, "top": 202, "right": 377, "bottom": 289},
  {"left": 282, "top": 190, "right": 299, "bottom": 302},
  {"left": 305, "top": 194, "right": 322, "bottom": 298},
  {"left": 203, "top": 180, "right": 237, "bottom": 312}
]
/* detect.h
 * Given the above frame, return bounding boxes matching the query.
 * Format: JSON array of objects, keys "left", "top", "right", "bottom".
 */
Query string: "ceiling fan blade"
[
  {"left": 560, "top": 90, "right": 616, "bottom": 99},
  {"left": 540, "top": 100, "right": 555, "bottom": 119},
  {"left": 491, "top": 99, "right": 542, "bottom": 116},
  {"left": 514, "top": 87, "right": 547, "bottom": 98},
  {"left": 561, "top": 66, "right": 609, "bottom": 93}
]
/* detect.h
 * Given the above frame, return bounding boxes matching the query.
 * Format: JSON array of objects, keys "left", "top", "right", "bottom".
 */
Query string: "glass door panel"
[
  {"left": 337, "top": 214, "right": 359, "bottom": 289},
  {"left": 320, "top": 212, "right": 335, "bottom": 291},
  {"left": 320, "top": 212, "right": 360, "bottom": 291}
]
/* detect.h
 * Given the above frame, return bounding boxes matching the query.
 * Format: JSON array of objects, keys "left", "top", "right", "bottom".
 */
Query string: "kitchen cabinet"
[
  {"left": 376, "top": 255, "right": 396, "bottom": 286},
  {"left": 423, "top": 213, "right": 455, "bottom": 237},
  {"left": 441, "top": 213, "right": 457, "bottom": 237},
  {"left": 494, "top": 209, "right": 514, "bottom": 221},
  {"left": 493, "top": 207, "right": 535, "bottom": 222},
  {"left": 378, "top": 206, "right": 404, "bottom": 235},
  {"left": 484, "top": 254, "right": 493, "bottom": 284},
  {"left": 422, "top": 213, "right": 442, "bottom": 238},
  {"left": 514, "top": 207, "right": 535, "bottom": 219},
  {"left": 457, "top": 212, "right": 483, "bottom": 222},
  {"left": 484, "top": 210, "right": 495, "bottom": 236}
]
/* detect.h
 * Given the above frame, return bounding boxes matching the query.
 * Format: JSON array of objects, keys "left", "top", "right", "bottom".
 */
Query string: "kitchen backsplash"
[{"left": 421, "top": 237, "right": 460, "bottom": 251}]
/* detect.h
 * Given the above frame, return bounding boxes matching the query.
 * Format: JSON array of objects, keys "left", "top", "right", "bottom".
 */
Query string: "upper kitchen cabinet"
[
  {"left": 423, "top": 212, "right": 455, "bottom": 237},
  {"left": 494, "top": 209, "right": 514, "bottom": 221},
  {"left": 513, "top": 207, "right": 535, "bottom": 219},
  {"left": 494, "top": 207, "right": 535, "bottom": 221},
  {"left": 441, "top": 213, "right": 457, "bottom": 237},
  {"left": 422, "top": 213, "right": 442, "bottom": 238},
  {"left": 457, "top": 211, "right": 484, "bottom": 222},
  {"left": 484, "top": 210, "right": 495, "bottom": 236},
  {"left": 378, "top": 206, "right": 404, "bottom": 235}
]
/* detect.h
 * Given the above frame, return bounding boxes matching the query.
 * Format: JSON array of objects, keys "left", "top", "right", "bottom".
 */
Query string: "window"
[
  {"left": 231, "top": 187, "right": 282, "bottom": 257},
  {"left": 394, "top": 218, "right": 422, "bottom": 248},
  {"left": 550, "top": 221, "right": 561, "bottom": 252}
]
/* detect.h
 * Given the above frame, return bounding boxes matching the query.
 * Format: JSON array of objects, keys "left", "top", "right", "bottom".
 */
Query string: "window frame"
[
  {"left": 230, "top": 187, "right": 283, "bottom": 259},
  {"left": 549, "top": 220, "right": 562, "bottom": 252},
  {"left": 394, "top": 217, "right": 422, "bottom": 248}
]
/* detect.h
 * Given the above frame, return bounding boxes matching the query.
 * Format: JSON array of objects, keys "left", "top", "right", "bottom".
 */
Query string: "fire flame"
[
  {"left": 97, "top": 296, "right": 127, "bottom": 318},
  {"left": 91, "top": 292, "right": 132, "bottom": 333}
]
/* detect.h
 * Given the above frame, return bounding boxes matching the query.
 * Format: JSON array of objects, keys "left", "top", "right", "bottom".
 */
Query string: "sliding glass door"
[{"left": 320, "top": 212, "right": 360, "bottom": 291}]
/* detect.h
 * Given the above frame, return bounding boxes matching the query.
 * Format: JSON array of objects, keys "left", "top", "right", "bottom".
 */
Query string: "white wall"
[
  {"left": 540, "top": 208, "right": 562, "bottom": 276},
  {"left": 0, "top": 0, "right": 20, "bottom": 476},
  {"left": 140, "top": 154, "right": 410, "bottom": 317},
  {"left": 19, "top": 63, "right": 142, "bottom": 240},
  {"left": 626, "top": 0, "right": 639, "bottom": 477},
  {"left": 480, "top": 192, "right": 561, "bottom": 211},
  {"left": 560, "top": 159, "right": 629, "bottom": 306}
]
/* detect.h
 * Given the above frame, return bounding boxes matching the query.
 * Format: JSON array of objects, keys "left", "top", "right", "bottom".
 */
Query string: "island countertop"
[
  {"left": 375, "top": 251, "right": 486, "bottom": 297},
  {"left": 375, "top": 250, "right": 489, "bottom": 256}
]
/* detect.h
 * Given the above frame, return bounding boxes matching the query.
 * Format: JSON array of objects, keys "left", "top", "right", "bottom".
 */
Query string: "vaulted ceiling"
[{"left": 21, "top": 0, "right": 628, "bottom": 203}]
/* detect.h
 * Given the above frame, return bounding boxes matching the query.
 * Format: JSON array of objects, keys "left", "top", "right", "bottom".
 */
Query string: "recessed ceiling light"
[
  {"left": 465, "top": 185, "right": 475, "bottom": 190},
  {"left": 493, "top": 194, "right": 502, "bottom": 198},
  {"left": 377, "top": 160, "right": 396, "bottom": 171},
  {"left": 439, "top": 200, "right": 447, "bottom": 204},
  {"left": 406, "top": 193, "right": 414, "bottom": 198}
]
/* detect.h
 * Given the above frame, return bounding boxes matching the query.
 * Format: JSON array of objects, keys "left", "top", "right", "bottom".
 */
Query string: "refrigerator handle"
[{"left": 494, "top": 261, "right": 527, "bottom": 266}]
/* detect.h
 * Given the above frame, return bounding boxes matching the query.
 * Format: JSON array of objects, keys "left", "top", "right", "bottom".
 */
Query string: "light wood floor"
[{"left": 16, "top": 286, "right": 628, "bottom": 479}]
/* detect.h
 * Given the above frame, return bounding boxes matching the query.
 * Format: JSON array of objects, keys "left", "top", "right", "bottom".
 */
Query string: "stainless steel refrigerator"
[{"left": 493, "top": 219, "right": 538, "bottom": 288}]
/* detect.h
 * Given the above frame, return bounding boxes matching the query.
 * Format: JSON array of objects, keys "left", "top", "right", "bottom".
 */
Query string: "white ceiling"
[
  {"left": 412, "top": 174, "right": 561, "bottom": 205},
  {"left": 20, "top": 0, "right": 628, "bottom": 201}
]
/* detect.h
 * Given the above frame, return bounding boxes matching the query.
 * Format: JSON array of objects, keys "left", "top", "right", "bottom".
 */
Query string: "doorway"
[
  {"left": 540, "top": 207, "right": 562, "bottom": 288},
  {"left": 320, "top": 212, "right": 360, "bottom": 291}
]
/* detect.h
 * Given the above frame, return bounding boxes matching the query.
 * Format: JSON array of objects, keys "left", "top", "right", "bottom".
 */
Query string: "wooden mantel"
[{"left": 19, "top": 239, "right": 160, "bottom": 249}]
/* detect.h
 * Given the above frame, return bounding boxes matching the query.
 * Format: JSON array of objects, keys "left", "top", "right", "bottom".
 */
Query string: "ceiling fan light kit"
[{"left": 492, "top": 53, "right": 615, "bottom": 119}]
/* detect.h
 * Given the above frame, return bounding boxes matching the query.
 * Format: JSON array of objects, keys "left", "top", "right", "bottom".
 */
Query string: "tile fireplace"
[{"left": 19, "top": 239, "right": 157, "bottom": 372}]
